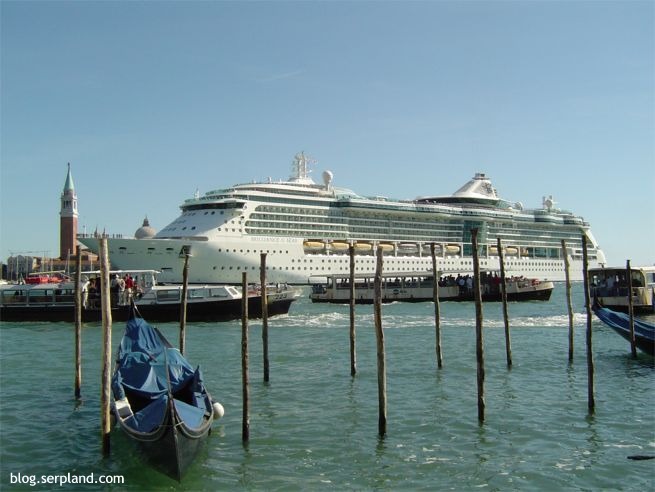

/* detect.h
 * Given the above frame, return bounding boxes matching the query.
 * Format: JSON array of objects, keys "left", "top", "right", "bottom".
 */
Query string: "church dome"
[{"left": 134, "top": 217, "right": 156, "bottom": 239}]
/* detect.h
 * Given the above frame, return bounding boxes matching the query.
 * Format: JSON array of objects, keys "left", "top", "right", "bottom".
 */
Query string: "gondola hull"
[
  {"left": 593, "top": 304, "right": 655, "bottom": 356},
  {"left": 115, "top": 397, "right": 212, "bottom": 481}
]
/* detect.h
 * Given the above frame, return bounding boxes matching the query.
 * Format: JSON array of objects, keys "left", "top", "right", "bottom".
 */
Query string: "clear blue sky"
[{"left": 1, "top": 0, "right": 653, "bottom": 266}]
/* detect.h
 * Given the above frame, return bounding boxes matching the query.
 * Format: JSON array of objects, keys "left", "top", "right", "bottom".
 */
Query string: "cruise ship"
[{"left": 78, "top": 153, "right": 606, "bottom": 284}]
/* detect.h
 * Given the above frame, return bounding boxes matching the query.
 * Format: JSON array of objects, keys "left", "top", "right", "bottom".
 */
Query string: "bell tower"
[{"left": 59, "top": 163, "right": 78, "bottom": 259}]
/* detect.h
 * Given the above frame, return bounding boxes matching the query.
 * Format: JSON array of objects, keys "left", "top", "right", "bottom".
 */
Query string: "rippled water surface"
[{"left": 1, "top": 284, "right": 653, "bottom": 490}]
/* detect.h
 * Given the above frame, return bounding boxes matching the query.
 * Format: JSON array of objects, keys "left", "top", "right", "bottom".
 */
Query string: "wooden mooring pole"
[
  {"left": 261, "top": 253, "right": 270, "bottom": 382},
  {"left": 430, "top": 243, "right": 442, "bottom": 369},
  {"left": 241, "top": 272, "right": 250, "bottom": 442},
  {"left": 472, "top": 229, "right": 485, "bottom": 423},
  {"left": 74, "top": 252, "right": 82, "bottom": 399},
  {"left": 626, "top": 259, "right": 637, "bottom": 358},
  {"left": 349, "top": 245, "right": 357, "bottom": 376},
  {"left": 561, "top": 240, "right": 574, "bottom": 362},
  {"left": 99, "top": 238, "right": 112, "bottom": 456},
  {"left": 179, "top": 253, "right": 190, "bottom": 355},
  {"left": 497, "top": 237, "right": 512, "bottom": 368},
  {"left": 373, "top": 246, "right": 387, "bottom": 437},
  {"left": 581, "top": 234, "right": 595, "bottom": 414}
]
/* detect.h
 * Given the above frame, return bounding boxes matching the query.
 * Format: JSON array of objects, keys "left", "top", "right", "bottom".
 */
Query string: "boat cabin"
[
  {"left": 310, "top": 270, "right": 553, "bottom": 304},
  {"left": 589, "top": 266, "right": 655, "bottom": 314}
]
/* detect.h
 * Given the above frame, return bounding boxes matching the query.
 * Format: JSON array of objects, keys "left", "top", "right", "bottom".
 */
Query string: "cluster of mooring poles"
[
  {"left": 73, "top": 231, "right": 643, "bottom": 452},
  {"left": 236, "top": 229, "right": 602, "bottom": 440}
]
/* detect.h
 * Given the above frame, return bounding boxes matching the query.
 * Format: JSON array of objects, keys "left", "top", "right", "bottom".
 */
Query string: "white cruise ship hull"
[{"left": 77, "top": 235, "right": 598, "bottom": 284}]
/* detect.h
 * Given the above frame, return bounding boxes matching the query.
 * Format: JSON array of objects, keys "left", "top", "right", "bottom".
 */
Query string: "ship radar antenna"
[
  {"left": 542, "top": 195, "right": 556, "bottom": 211},
  {"left": 291, "top": 151, "right": 317, "bottom": 181}
]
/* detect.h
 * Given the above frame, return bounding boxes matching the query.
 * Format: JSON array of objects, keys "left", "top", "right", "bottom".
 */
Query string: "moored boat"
[
  {"left": 112, "top": 309, "right": 223, "bottom": 480},
  {"left": 592, "top": 303, "right": 655, "bottom": 355},
  {"left": 589, "top": 266, "right": 655, "bottom": 314},
  {"left": 310, "top": 271, "right": 554, "bottom": 304},
  {"left": 0, "top": 270, "right": 300, "bottom": 322}
]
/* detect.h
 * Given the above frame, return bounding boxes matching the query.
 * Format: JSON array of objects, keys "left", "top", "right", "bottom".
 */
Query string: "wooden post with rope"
[
  {"left": 430, "top": 243, "right": 442, "bottom": 369},
  {"left": 561, "top": 240, "right": 574, "bottom": 362},
  {"left": 472, "top": 229, "right": 485, "bottom": 423},
  {"left": 497, "top": 237, "right": 512, "bottom": 368},
  {"left": 99, "top": 238, "right": 112, "bottom": 455},
  {"left": 373, "top": 246, "right": 387, "bottom": 437},
  {"left": 349, "top": 245, "right": 357, "bottom": 376},
  {"left": 261, "top": 253, "right": 270, "bottom": 382},
  {"left": 74, "top": 252, "right": 82, "bottom": 399}
]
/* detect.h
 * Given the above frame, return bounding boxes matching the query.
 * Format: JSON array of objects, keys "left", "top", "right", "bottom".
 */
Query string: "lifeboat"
[
  {"left": 303, "top": 240, "right": 325, "bottom": 252},
  {"left": 421, "top": 243, "right": 442, "bottom": 255},
  {"left": 398, "top": 243, "right": 419, "bottom": 254},
  {"left": 488, "top": 246, "right": 499, "bottom": 256},
  {"left": 520, "top": 247, "right": 530, "bottom": 257},
  {"left": 378, "top": 243, "right": 394, "bottom": 254},
  {"left": 445, "top": 244, "right": 461, "bottom": 255},
  {"left": 505, "top": 246, "right": 519, "bottom": 256},
  {"left": 330, "top": 241, "right": 350, "bottom": 252},
  {"left": 354, "top": 242, "right": 373, "bottom": 253}
]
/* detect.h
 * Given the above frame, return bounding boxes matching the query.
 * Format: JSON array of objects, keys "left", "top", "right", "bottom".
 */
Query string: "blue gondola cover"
[{"left": 113, "top": 316, "right": 207, "bottom": 431}]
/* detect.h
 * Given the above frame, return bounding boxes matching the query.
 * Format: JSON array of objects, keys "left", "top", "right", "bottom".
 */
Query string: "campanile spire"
[{"left": 60, "top": 162, "right": 78, "bottom": 258}]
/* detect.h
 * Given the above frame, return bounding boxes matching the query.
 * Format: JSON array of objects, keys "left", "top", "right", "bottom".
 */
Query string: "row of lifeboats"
[{"left": 303, "top": 240, "right": 529, "bottom": 257}]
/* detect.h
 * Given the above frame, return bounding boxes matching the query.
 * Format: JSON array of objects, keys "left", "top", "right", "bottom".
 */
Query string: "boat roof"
[
  {"left": 309, "top": 268, "right": 508, "bottom": 281},
  {"left": 589, "top": 265, "right": 655, "bottom": 274},
  {"left": 82, "top": 269, "right": 160, "bottom": 275}
]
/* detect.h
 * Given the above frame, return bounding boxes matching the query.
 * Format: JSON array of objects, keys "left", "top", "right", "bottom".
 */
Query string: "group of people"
[
  {"left": 591, "top": 273, "right": 643, "bottom": 297},
  {"left": 438, "top": 272, "right": 528, "bottom": 295},
  {"left": 83, "top": 274, "right": 138, "bottom": 308}
]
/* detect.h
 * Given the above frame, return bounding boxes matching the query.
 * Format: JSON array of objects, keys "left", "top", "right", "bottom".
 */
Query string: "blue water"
[{"left": 1, "top": 284, "right": 653, "bottom": 491}]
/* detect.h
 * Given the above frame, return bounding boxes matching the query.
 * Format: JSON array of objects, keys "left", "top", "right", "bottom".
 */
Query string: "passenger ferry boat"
[
  {"left": 310, "top": 271, "right": 554, "bottom": 304},
  {"left": 78, "top": 153, "right": 605, "bottom": 285},
  {"left": 0, "top": 270, "right": 299, "bottom": 323},
  {"left": 589, "top": 266, "right": 655, "bottom": 314}
]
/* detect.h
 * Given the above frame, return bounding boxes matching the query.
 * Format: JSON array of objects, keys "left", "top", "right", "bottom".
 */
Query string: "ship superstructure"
[{"left": 78, "top": 153, "right": 605, "bottom": 284}]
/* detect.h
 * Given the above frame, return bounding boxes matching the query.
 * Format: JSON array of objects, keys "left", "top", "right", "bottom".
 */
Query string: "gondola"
[
  {"left": 111, "top": 308, "right": 222, "bottom": 480},
  {"left": 592, "top": 302, "right": 655, "bottom": 356}
]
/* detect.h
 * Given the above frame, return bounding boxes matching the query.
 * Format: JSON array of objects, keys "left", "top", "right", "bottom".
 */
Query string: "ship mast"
[{"left": 290, "top": 152, "right": 317, "bottom": 183}]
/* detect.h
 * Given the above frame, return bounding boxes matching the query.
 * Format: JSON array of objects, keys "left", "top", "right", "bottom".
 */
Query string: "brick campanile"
[{"left": 60, "top": 163, "right": 78, "bottom": 259}]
